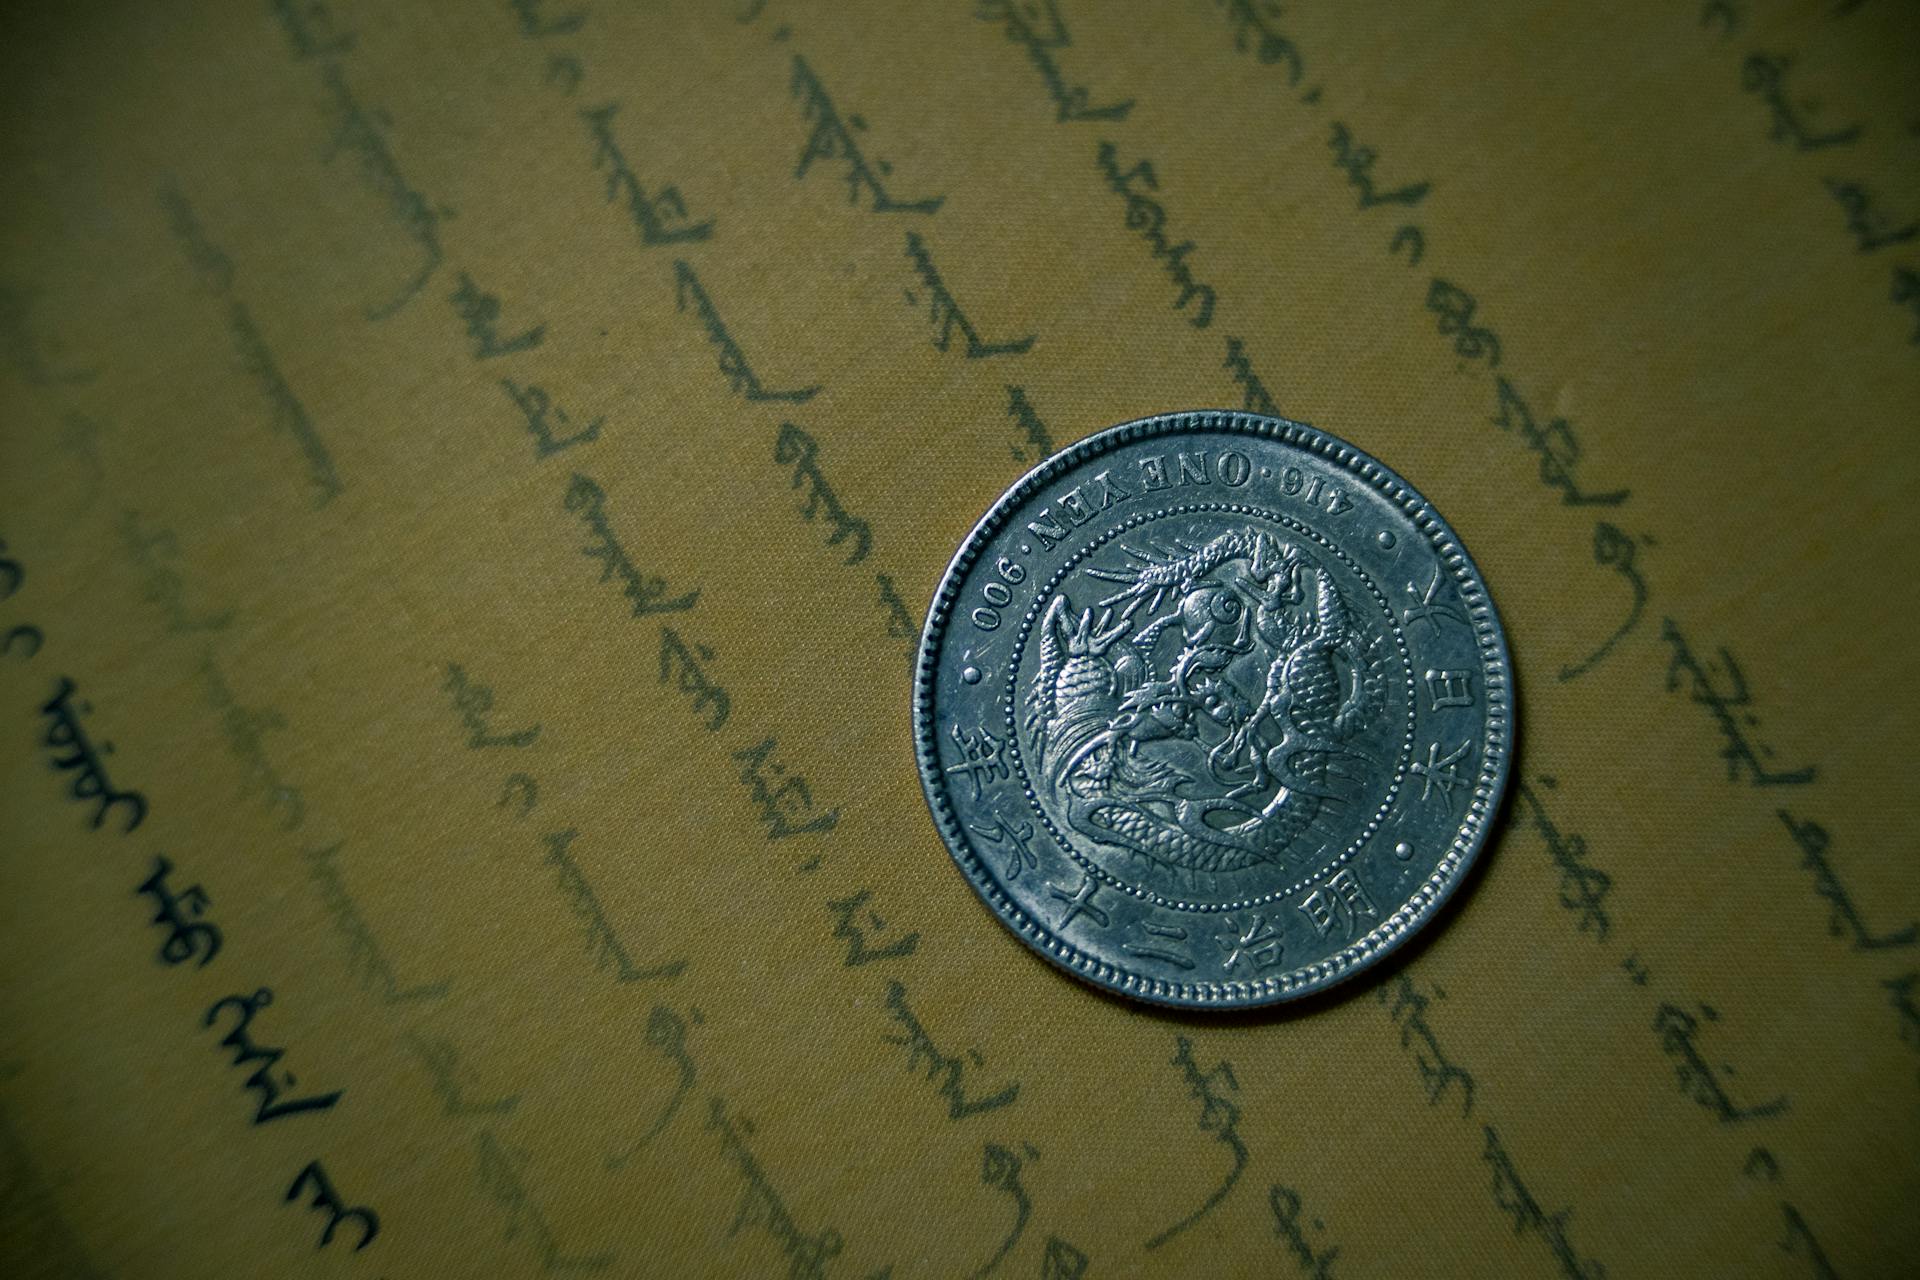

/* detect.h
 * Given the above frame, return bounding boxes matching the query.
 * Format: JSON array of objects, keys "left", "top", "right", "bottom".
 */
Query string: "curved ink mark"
[
  {"left": 498, "top": 772, "right": 538, "bottom": 816},
  {"left": 2, "top": 625, "right": 43, "bottom": 660}
]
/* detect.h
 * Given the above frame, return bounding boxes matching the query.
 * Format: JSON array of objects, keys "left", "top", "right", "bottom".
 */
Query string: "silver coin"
[{"left": 914, "top": 410, "right": 1512, "bottom": 1008}]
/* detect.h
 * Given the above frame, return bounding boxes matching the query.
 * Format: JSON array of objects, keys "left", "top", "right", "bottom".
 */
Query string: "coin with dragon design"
[{"left": 914, "top": 410, "right": 1511, "bottom": 1008}]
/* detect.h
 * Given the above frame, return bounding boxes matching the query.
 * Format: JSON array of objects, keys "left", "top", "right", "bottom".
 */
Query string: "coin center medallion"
[
  {"left": 915, "top": 412, "right": 1511, "bottom": 1008},
  {"left": 1009, "top": 504, "right": 1416, "bottom": 911}
]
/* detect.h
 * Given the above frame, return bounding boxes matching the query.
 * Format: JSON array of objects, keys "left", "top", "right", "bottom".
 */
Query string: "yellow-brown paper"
[{"left": 2, "top": 1, "right": 1916, "bottom": 1276}]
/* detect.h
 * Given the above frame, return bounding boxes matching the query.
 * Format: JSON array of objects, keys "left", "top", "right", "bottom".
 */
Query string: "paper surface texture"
[{"left": 1, "top": 1, "right": 1916, "bottom": 1276}]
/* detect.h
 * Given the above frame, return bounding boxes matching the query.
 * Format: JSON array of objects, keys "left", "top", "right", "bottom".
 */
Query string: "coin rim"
[{"left": 913, "top": 410, "right": 1513, "bottom": 1009}]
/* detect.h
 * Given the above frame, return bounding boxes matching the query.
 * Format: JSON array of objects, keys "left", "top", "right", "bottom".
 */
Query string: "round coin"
[{"left": 914, "top": 410, "right": 1512, "bottom": 1008}]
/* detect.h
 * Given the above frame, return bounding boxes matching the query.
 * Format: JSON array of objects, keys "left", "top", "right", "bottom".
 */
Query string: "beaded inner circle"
[{"left": 1002, "top": 502, "right": 1417, "bottom": 913}]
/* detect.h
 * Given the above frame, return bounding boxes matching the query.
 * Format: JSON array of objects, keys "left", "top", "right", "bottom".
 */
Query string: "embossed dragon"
[{"left": 1024, "top": 529, "right": 1388, "bottom": 874}]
